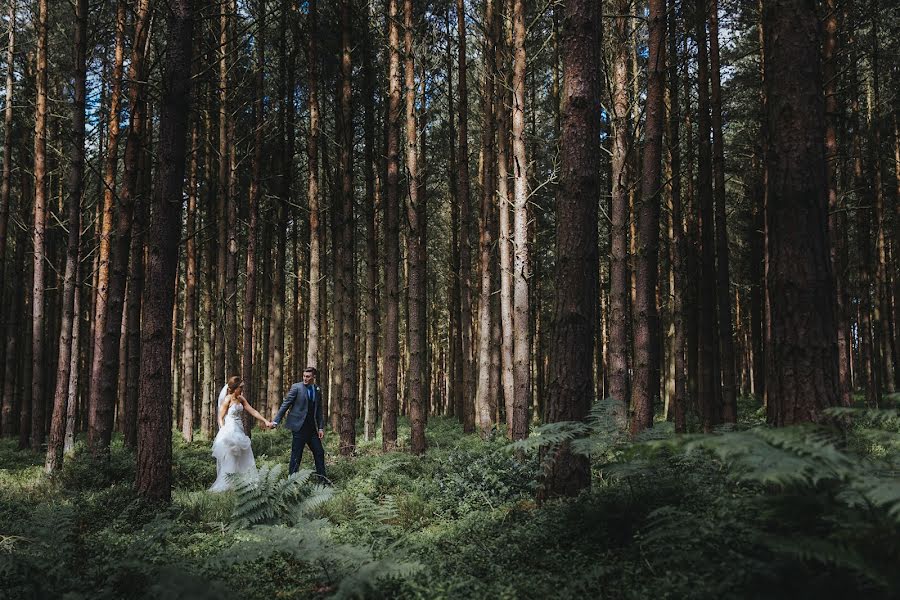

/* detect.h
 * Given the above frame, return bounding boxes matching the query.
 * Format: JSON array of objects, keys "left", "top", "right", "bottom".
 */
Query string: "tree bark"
[
  {"left": 608, "top": 0, "right": 630, "bottom": 429},
  {"left": 181, "top": 120, "right": 200, "bottom": 442},
  {"left": 475, "top": 0, "right": 497, "bottom": 440},
  {"left": 29, "top": 0, "right": 49, "bottom": 450},
  {"left": 88, "top": 0, "right": 126, "bottom": 455},
  {"left": 137, "top": 0, "right": 194, "bottom": 501},
  {"left": 364, "top": 0, "right": 379, "bottom": 441},
  {"left": 709, "top": 0, "right": 736, "bottom": 422},
  {"left": 694, "top": 0, "right": 721, "bottom": 430},
  {"left": 631, "top": 0, "right": 666, "bottom": 434},
  {"left": 510, "top": 0, "right": 529, "bottom": 441},
  {"left": 456, "top": 0, "right": 475, "bottom": 433},
  {"left": 540, "top": 0, "right": 600, "bottom": 500},
  {"left": 306, "top": 0, "right": 321, "bottom": 370},
  {"left": 402, "top": 0, "right": 426, "bottom": 454},
  {"left": 46, "top": 0, "right": 86, "bottom": 472},
  {"left": 382, "top": 0, "right": 402, "bottom": 452},
  {"left": 762, "top": 0, "right": 839, "bottom": 424},
  {"left": 0, "top": 0, "right": 14, "bottom": 312},
  {"left": 823, "top": 0, "right": 851, "bottom": 406}
]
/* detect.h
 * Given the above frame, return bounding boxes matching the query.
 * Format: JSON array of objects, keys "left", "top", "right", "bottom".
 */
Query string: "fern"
[{"left": 230, "top": 465, "right": 326, "bottom": 530}]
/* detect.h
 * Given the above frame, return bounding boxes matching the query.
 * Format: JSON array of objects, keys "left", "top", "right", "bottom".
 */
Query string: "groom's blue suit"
[{"left": 274, "top": 383, "right": 327, "bottom": 481}]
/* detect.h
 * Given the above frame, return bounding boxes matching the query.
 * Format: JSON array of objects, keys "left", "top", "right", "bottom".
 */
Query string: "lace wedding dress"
[{"left": 209, "top": 402, "right": 258, "bottom": 492}]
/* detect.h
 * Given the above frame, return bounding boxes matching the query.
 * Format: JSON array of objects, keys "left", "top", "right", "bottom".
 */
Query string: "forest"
[{"left": 1, "top": 0, "right": 899, "bottom": 597}]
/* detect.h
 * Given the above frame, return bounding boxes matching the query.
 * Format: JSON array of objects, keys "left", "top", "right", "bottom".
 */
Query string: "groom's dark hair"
[{"left": 304, "top": 367, "right": 318, "bottom": 377}]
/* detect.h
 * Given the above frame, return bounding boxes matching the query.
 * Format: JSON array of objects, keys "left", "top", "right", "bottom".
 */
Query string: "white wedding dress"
[{"left": 209, "top": 402, "right": 258, "bottom": 492}]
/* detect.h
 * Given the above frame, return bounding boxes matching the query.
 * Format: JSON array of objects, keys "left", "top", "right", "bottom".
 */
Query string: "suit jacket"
[{"left": 273, "top": 383, "right": 324, "bottom": 432}]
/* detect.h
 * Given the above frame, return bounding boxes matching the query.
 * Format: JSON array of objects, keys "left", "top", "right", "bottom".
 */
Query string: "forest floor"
[{"left": 1, "top": 397, "right": 899, "bottom": 600}]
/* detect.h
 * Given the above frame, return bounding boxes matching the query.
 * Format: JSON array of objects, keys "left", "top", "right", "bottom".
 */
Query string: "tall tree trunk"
[
  {"left": 241, "top": 0, "right": 264, "bottom": 423},
  {"left": 382, "top": 0, "right": 402, "bottom": 452},
  {"left": 181, "top": 121, "right": 200, "bottom": 441},
  {"left": 762, "top": 0, "right": 839, "bottom": 424},
  {"left": 869, "top": 6, "right": 894, "bottom": 393},
  {"left": 456, "top": 0, "right": 475, "bottom": 433},
  {"left": 666, "top": 0, "right": 687, "bottom": 432},
  {"left": 709, "top": 0, "right": 736, "bottom": 422},
  {"left": 694, "top": 0, "right": 721, "bottom": 430},
  {"left": 215, "top": 0, "right": 229, "bottom": 389},
  {"left": 125, "top": 136, "right": 150, "bottom": 448},
  {"left": 46, "top": 0, "right": 86, "bottom": 471},
  {"left": 63, "top": 270, "right": 82, "bottom": 454},
  {"left": 403, "top": 0, "right": 425, "bottom": 454},
  {"left": 88, "top": 0, "right": 126, "bottom": 455},
  {"left": 496, "top": 7, "right": 515, "bottom": 435},
  {"left": 338, "top": 0, "right": 357, "bottom": 454},
  {"left": 446, "top": 9, "right": 459, "bottom": 423},
  {"left": 137, "top": 0, "right": 194, "bottom": 501},
  {"left": 631, "top": 0, "right": 666, "bottom": 434},
  {"left": 364, "top": 0, "right": 379, "bottom": 441},
  {"left": 29, "top": 0, "right": 49, "bottom": 450},
  {"left": 849, "top": 20, "right": 878, "bottom": 408},
  {"left": 823, "top": 0, "right": 851, "bottom": 406},
  {"left": 0, "top": 0, "right": 14, "bottom": 311},
  {"left": 306, "top": 0, "right": 321, "bottom": 369},
  {"left": 510, "top": 0, "right": 529, "bottom": 441},
  {"left": 475, "top": 0, "right": 497, "bottom": 440},
  {"left": 541, "top": 0, "right": 600, "bottom": 499},
  {"left": 608, "top": 0, "right": 630, "bottom": 428}
]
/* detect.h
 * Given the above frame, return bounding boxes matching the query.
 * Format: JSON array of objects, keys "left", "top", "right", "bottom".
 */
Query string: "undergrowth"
[{"left": 1, "top": 397, "right": 898, "bottom": 599}]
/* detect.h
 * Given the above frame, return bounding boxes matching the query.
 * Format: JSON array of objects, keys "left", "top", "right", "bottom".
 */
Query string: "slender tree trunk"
[
  {"left": 667, "top": 0, "right": 686, "bottom": 432},
  {"left": 456, "top": 0, "right": 475, "bottom": 433},
  {"left": 694, "top": 0, "right": 721, "bottom": 430},
  {"left": 474, "top": 0, "right": 497, "bottom": 440},
  {"left": 496, "top": 11, "right": 515, "bottom": 435},
  {"left": 540, "top": 0, "right": 600, "bottom": 500},
  {"left": 88, "top": 0, "right": 126, "bottom": 455},
  {"left": 823, "top": 0, "right": 851, "bottom": 407},
  {"left": 382, "top": 0, "right": 402, "bottom": 452},
  {"left": 403, "top": 0, "right": 425, "bottom": 454},
  {"left": 762, "top": 0, "right": 839, "bottom": 424},
  {"left": 125, "top": 137, "right": 150, "bottom": 448},
  {"left": 63, "top": 272, "right": 81, "bottom": 454},
  {"left": 510, "top": 0, "right": 530, "bottom": 441},
  {"left": 849, "top": 22, "right": 878, "bottom": 408},
  {"left": 137, "top": 0, "right": 194, "bottom": 501},
  {"left": 29, "top": 0, "right": 49, "bottom": 450},
  {"left": 869, "top": 8, "right": 894, "bottom": 393},
  {"left": 631, "top": 0, "right": 666, "bottom": 434},
  {"left": 364, "top": 0, "right": 379, "bottom": 441},
  {"left": 305, "top": 0, "right": 321, "bottom": 370},
  {"left": 46, "top": 0, "right": 86, "bottom": 471},
  {"left": 181, "top": 121, "right": 200, "bottom": 441},
  {"left": 608, "top": 0, "right": 630, "bottom": 428},
  {"left": 337, "top": 0, "right": 357, "bottom": 454},
  {"left": 0, "top": 0, "right": 14, "bottom": 308},
  {"left": 446, "top": 9, "right": 459, "bottom": 422},
  {"left": 239, "top": 0, "right": 264, "bottom": 422},
  {"left": 709, "top": 0, "right": 736, "bottom": 421}
]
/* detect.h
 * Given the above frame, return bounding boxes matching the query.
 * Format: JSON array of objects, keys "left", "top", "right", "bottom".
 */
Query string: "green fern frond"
[{"left": 760, "top": 534, "right": 888, "bottom": 587}]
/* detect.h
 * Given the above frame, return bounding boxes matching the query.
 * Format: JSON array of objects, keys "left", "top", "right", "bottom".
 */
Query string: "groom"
[{"left": 272, "top": 367, "right": 328, "bottom": 483}]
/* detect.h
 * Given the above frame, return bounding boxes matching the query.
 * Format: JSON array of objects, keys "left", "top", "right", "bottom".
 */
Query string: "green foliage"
[
  {"left": 229, "top": 464, "right": 332, "bottom": 530},
  {"left": 2, "top": 409, "right": 899, "bottom": 599}
]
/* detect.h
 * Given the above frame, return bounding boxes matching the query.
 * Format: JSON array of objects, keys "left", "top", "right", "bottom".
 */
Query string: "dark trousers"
[{"left": 289, "top": 424, "right": 327, "bottom": 483}]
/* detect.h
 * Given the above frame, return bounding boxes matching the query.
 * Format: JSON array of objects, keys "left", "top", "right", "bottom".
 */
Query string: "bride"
[{"left": 209, "top": 377, "right": 272, "bottom": 492}]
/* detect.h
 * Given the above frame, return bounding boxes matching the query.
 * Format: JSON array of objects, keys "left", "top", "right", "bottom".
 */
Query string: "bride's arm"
[
  {"left": 218, "top": 399, "right": 229, "bottom": 428},
  {"left": 241, "top": 397, "right": 271, "bottom": 427}
]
